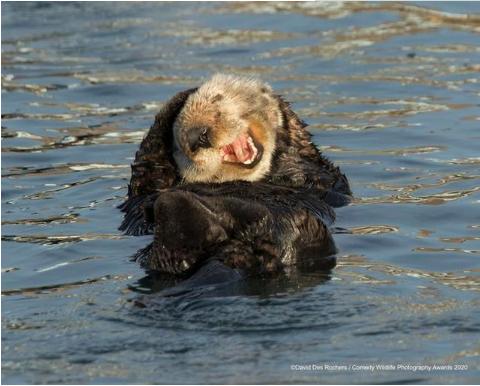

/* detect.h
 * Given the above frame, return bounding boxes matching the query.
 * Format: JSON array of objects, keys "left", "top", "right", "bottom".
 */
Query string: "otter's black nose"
[{"left": 187, "top": 126, "right": 211, "bottom": 153}]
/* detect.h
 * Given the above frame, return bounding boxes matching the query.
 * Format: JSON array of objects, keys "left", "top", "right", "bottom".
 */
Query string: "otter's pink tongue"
[
  {"left": 231, "top": 133, "right": 252, "bottom": 163},
  {"left": 221, "top": 133, "right": 259, "bottom": 164}
]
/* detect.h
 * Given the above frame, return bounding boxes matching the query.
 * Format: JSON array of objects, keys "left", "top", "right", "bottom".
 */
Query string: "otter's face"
[{"left": 172, "top": 74, "right": 282, "bottom": 183}]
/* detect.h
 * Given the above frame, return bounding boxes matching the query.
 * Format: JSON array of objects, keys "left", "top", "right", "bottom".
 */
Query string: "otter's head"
[{"left": 172, "top": 74, "right": 282, "bottom": 183}]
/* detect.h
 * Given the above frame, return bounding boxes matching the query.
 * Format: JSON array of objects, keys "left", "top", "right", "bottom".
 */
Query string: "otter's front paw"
[{"left": 153, "top": 190, "right": 228, "bottom": 253}]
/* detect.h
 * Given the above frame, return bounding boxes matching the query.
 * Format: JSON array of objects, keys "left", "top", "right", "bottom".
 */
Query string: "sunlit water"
[{"left": 2, "top": 2, "right": 480, "bottom": 384}]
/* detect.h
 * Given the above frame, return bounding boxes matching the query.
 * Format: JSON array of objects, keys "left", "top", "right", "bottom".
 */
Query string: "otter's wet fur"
[{"left": 119, "top": 74, "right": 351, "bottom": 280}]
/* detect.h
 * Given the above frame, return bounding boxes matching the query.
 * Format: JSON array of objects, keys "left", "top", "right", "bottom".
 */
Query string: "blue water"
[{"left": 2, "top": 2, "right": 480, "bottom": 384}]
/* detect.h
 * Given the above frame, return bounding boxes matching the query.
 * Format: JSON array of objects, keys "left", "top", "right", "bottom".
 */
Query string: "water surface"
[{"left": 2, "top": 2, "right": 480, "bottom": 384}]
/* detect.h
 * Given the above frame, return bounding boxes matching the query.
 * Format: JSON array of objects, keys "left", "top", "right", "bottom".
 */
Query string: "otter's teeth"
[
  {"left": 243, "top": 136, "right": 258, "bottom": 164},
  {"left": 247, "top": 136, "right": 257, "bottom": 153}
]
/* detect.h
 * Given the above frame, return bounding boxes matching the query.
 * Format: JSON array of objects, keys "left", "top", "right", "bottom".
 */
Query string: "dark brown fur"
[{"left": 119, "top": 87, "right": 351, "bottom": 276}]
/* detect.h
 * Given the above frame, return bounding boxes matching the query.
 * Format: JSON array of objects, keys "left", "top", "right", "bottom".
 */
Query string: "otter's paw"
[
  {"left": 154, "top": 190, "right": 228, "bottom": 250},
  {"left": 137, "top": 191, "right": 229, "bottom": 274}
]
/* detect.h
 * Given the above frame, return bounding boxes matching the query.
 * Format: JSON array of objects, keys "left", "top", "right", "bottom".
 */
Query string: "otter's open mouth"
[{"left": 220, "top": 132, "right": 263, "bottom": 168}]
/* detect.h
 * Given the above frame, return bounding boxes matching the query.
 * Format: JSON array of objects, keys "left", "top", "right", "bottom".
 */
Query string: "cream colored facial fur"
[{"left": 172, "top": 73, "right": 283, "bottom": 183}]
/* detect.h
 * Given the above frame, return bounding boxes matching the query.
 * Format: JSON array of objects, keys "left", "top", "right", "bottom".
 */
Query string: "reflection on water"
[{"left": 2, "top": 1, "right": 480, "bottom": 384}]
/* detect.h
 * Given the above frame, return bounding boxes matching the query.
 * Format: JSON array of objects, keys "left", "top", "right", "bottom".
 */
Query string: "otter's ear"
[{"left": 126, "top": 87, "right": 198, "bottom": 199}]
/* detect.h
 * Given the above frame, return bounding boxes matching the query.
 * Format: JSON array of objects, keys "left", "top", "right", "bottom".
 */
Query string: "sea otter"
[{"left": 120, "top": 74, "right": 351, "bottom": 290}]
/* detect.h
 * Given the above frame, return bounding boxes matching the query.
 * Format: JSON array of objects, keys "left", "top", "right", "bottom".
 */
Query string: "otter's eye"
[
  {"left": 198, "top": 128, "right": 210, "bottom": 148},
  {"left": 187, "top": 126, "right": 211, "bottom": 153}
]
